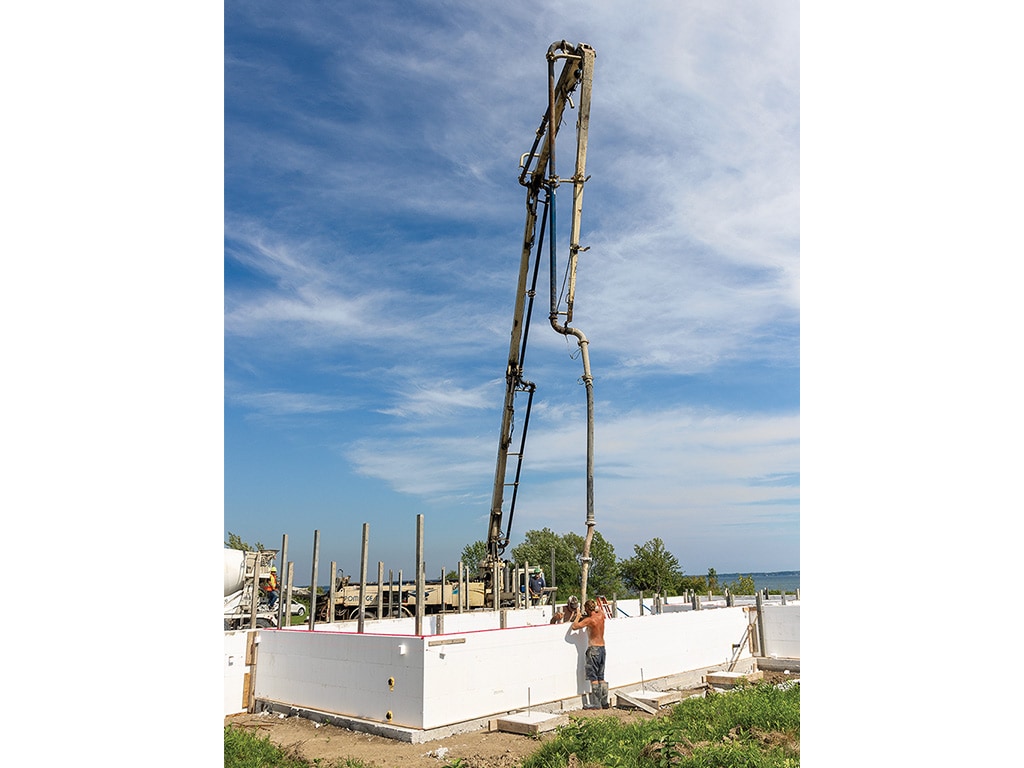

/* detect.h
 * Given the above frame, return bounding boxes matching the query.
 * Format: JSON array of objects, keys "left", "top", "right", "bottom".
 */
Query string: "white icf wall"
[
  {"left": 255, "top": 630, "right": 426, "bottom": 727},
  {"left": 762, "top": 603, "right": 800, "bottom": 658},
  {"left": 224, "top": 630, "right": 251, "bottom": 716},
  {"left": 253, "top": 606, "right": 753, "bottom": 730}
]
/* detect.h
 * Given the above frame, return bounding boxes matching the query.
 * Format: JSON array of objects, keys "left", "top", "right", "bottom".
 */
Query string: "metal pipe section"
[
  {"left": 377, "top": 561, "right": 384, "bottom": 617},
  {"left": 543, "top": 44, "right": 597, "bottom": 603}
]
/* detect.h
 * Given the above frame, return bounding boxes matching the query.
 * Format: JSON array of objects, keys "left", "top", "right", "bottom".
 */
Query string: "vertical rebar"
[
  {"left": 457, "top": 560, "right": 464, "bottom": 614},
  {"left": 277, "top": 533, "right": 288, "bottom": 627},
  {"left": 285, "top": 562, "right": 294, "bottom": 627},
  {"left": 377, "top": 561, "right": 385, "bottom": 617},
  {"left": 329, "top": 561, "right": 337, "bottom": 623},
  {"left": 440, "top": 567, "right": 446, "bottom": 617},
  {"left": 415, "top": 514, "right": 424, "bottom": 635},
  {"left": 249, "top": 552, "right": 261, "bottom": 629},
  {"left": 358, "top": 523, "right": 369, "bottom": 633},
  {"left": 550, "top": 546, "right": 556, "bottom": 603},
  {"left": 309, "top": 530, "right": 320, "bottom": 631}
]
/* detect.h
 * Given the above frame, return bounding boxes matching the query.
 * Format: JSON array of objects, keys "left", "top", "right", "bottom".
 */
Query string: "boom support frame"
[{"left": 486, "top": 41, "right": 597, "bottom": 602}]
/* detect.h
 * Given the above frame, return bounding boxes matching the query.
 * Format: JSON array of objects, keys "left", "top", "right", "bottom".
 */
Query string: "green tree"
[
  {"left": 225, "top": 532, "right": 264, "bottom": 551},
  {"left": 707, "top": 567, "right": 719, "bottom": 593},
  {"left": 459, "top": 540, "right": 489, "bottom": 574},
  {"left": 509, "top": 528, "right": 623, "bottom": 602},
  {"left": 509, "top": 528, "right": 574, "bottom": 600},
  {"left": 725, "top": 574, "right": 756, "bottom": 595},
  {"left": 619, "top": 537, "right": 682, "bottom": 595},
  {"left": 678, "top": 574, "right": 709, "bottom": 593}
]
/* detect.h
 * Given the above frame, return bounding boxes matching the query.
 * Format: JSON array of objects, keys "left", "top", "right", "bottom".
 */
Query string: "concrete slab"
[
  {"left": 492, "top": 710, "right": 567, "bottom": 736},
  {"left": 706, "top": 670, "right": 763, "bottom": 688}
]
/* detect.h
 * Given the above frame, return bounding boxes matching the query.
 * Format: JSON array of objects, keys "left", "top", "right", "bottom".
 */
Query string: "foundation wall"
[
  {"left": 762, "top": 603, "right": 800, "bottom": 658},
  {"left": 252, "top": 606, "right": 755, "bottom": 729},
  {"left": 255, "top": 630, "right": 427, "bottom": 727},
  {"left": 223, "top": 630, "right": 252, "bottom": 716}
]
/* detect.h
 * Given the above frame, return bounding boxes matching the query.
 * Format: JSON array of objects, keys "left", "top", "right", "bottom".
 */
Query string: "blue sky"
[{"left": 224, "top": 1, "right": 800, "bottom": 583}]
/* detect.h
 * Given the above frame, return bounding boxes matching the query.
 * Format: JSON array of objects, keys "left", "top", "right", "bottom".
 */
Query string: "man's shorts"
[{"left": 585, "top": 645, "right": 606, "bottom": 681}]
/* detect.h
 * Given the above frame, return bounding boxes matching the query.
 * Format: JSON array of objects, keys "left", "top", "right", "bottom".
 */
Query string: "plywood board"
[{"left": 615, "top": 691, "right": 658, "bottom": 714}]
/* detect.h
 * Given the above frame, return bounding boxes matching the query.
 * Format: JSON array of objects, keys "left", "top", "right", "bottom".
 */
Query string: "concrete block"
[
  {"left": 706, "top": 670, "right": 763, "bottom": 688},
  {"left": 494, "top": 711, "right": 567, "bottom": 736}
]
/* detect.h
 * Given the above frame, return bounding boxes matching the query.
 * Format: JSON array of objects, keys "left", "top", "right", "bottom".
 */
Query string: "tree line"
[{"left": 457, "top": 527, "right": 758, "bottom": 599}]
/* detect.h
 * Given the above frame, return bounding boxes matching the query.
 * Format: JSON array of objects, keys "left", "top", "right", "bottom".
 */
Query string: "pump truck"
[{"left": 483, "top": 41, "right": 598, "bottom": 605}]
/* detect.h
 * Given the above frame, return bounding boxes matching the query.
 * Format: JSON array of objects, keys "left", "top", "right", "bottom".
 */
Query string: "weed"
[{"left": 522, "top": 681, "right": 799, "bottom": 768}]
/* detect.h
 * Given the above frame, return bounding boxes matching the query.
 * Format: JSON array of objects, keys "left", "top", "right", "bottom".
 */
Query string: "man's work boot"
[
  {"left": 583, "top": 683, "right": 601, "bottom": 710},
  {"left": 600, "top": 682, "right": 610, "bottom": 708}
]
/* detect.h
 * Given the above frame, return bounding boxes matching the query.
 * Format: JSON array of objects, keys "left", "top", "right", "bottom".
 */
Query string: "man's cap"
[
  {"left": 270, "top": 567, "right": 277, "bottom": 572},
  {"left": 531, "top": 568, "right": 541, "bottom": 574}
]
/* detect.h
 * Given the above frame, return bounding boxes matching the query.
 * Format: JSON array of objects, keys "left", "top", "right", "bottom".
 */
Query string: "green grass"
[
  {"left": 521, "top": 681, "right": 800, "bottom": 768},
  {"left": 224, "top": 725, "right": 371, "bottom": 768}
]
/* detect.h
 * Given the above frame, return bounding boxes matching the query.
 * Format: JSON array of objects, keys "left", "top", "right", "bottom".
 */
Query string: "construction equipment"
[
  {"left": 223, "top": 547, "right": 280, "bottom": 630},
  {"left": 315, "top": 575, "right": 488, "bottom": 622},
  {"left": 484, "top": 40, "right": 597, "bottom": 602}
]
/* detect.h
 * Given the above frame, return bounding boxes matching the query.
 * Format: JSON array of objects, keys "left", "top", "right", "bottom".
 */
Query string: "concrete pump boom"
[{"left": 486, "top": 41, "right": 597, "bottom": 603}]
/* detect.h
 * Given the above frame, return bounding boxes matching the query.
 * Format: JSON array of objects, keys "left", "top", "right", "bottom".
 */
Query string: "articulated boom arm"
[{"left": 486, "top": 42, "right": 596, "bottom": 590}]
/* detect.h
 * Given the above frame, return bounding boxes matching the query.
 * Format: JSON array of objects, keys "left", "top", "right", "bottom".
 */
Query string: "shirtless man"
[{"left": 570, "top": 599, "right": 608, "bottom": 709}]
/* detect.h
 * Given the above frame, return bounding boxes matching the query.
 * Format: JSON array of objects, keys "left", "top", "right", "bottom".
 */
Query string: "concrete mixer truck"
[{"left": 224, "top": 547, "right": 280, "bottom": 630}]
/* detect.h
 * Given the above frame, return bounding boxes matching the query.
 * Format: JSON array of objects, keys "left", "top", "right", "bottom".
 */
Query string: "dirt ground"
[{"left": 224, "top": 671, "right": 797, "bottom": 768}]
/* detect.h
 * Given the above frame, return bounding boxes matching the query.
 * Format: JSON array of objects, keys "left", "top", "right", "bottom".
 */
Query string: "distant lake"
[{"left": 715, "top": 571, "right": 800, "bottom": 593}]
